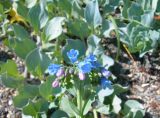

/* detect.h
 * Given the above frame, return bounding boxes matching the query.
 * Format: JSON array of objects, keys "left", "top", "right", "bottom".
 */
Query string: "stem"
[
  {"left": 77, "top": 89, "right": 80, "bottom": 118},
  {"left": 109, "top": 15, "right": 121, "bottom": 62},
  {"left": 115, "top": 17, "right": 151, "bottom": 28},
  {"left": 76, "top": 81, "right": 83, "bottom": 118},
  {"left": 93, "top": 109, "right": 98, "bottom": 118}
]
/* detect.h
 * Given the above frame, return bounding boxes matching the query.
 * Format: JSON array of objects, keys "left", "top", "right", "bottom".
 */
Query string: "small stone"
[
  {"left": 142, "top": 83, "right": 149, "bottom": 87},
  {"left": 155, "top": 95, "right": 160, "bottom": 101},
  {"left": 8, "top": 100, "right": 13, "bottom": 105}
]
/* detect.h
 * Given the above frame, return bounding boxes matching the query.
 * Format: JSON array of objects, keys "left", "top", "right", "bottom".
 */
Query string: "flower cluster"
[
  {"left": 100, "top": 68, "right": 112, "bottom": 89},
  {"left": 47, "top": 49, "right": 112, "bottom": 89},
  {"left": 47, "top": 64, "right": 65, "bottom": 88}
]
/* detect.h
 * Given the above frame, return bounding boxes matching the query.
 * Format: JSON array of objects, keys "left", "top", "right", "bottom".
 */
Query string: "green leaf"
[
  {"left": 58, "top": 0, "right": 72, "bottom": 15},
  {"left": 96, "top": 104, "right": 110, "bottom": 115},
  {"left": 86, "top": 35, "right": 105, "bottom": 57},
  {"left": 68, "top": 100, "right": 81, "bottom": 117},
  {"left": 0, "top": 60, "right": 23, "bottom": 88},
  {"left": 141, "top": 10, "right": 154, "bottom": 27},
  {"left": 122, "top": 0, "right": 131, "bottom": 18},
  {"left": 84, "top": 0, "right": 102, "bottom": 28},
  {"left": 28, "top": 3, "right": 48, "bottom": 32},
  {"left": 72, "top": 1, "right": 84, "bottom": 18},
  {"left": 100, "top": 54, "right": 114, "bottom": 69},
  {"left": 13, "top": 38, "right": 36, "bottom": 59},
  {"left": 1, "top": 74, "right": 23, "bottom": 88},
  {"left": 83, "top": 93, "right": 95, "bottom": 115},
  {"left": 25, "top": 48, "right": 51, "bottom": 76},
  {"left": 128, "top": 2, "right": 143, "bottom": 21},
  {"left": 104, "top": 5, "right": 114, "bottom": 14},
  {"left": 97, "top": 86, "right": 114, "bottom": 103},
  {"left": 102, "top": 20, "right": 114, "bottom": 38},
  {"left": 113, "top": 84, "right": 128, "bottom": 95},
  {"left": 44, "top": 17, "right": 65, "bottom": 41},
  {"left": 28, "top": 4, "right": 40, "bottom": 32},
  {"left": 112, "top": 95, "right": 121, "bottom": 114},
  {"left": 156, "top": 0, "right": 160, "bottom": 12},
  {"left": 11, "top": 25, "right": 36, "bottom": 59},
  {"left": 87, "top": 35, "right": 101, "bottom": 55},
  {"left": 119, "top": 22, "right": 156, "bottom": 57},
  {"left": 13, "top": 94, "right": 29, "bottom": 108},
  {"left": 123, "top": 100, "right": 145, "bottom": 118},
  {"left": 39, "top": 77, "right": 62, "bottom": 101},
  {"left": 67, "top": 19, "right": 90, "bottom": 39},
  {"left": 60, "top": 96, "right": 80, "bottom": 117},
  {"left": 13, "top": 24, "right": 30, "bottom": 40},
  {"left": 149, "top": 30, "right": 160, "bottom": 47},
  {"left": 0, "top": 3, "right": 3, "bottom": 14},
  {"left": 0, "top": 60, "right": 18, "bottom": 76},
  {"left": 17, "top": 3, "right": 29, "bottom": 20},
  {"left": 25, "top": 0, "right": 37, "bottom": 8},
  {"left": 103, "top": 0, "right": 120, "bottom": 14},
  {"left": 51, "top": 110, "right": 69, "bottom": 118},
  {"left": 62, "top": 39, "right": 86, "bottom": 63},
  {"left": 22, "top": 99, "right": 49, "bottom": 117},
  {"left": 13, "top": 84, "right": 40, "bottom": 108},
  {"left": 19, "top": 84, "right": 40, "bottom": 99}
]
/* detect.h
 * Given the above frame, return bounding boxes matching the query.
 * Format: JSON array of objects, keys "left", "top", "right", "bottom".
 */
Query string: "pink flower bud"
[
  {"left": 78, "top": 72, "right": 85, "bottom": 80},
  {"left": 52, "top": 80, "right": 59, "bottom": 88},
  {"left": 56, "top": 68, "right": 65, "bottom": 77}
]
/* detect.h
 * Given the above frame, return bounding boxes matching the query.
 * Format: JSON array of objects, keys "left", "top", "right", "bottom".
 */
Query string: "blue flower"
[
  {"left": 85, "top": 54, "right": 97, "bottom": 62},
  {"left": 85, "top": 54, "right": 100, "bottom": 68},
  {"left": 67, "top": 49, "right": 79, "bottom": 63},
  {"left": 101, "top": 68, "right": 111, "bottom": 78},
  {"left": 78, "top": 61, "right": 92, "bottom": 73},
  {"left": 90, "top": 61, "right": 101, "bottom": 68},
  {"left": 100, "top": 77, "right": 112, "bottom": 89},
  {"left": 47, "top": 64, "right": 61, "bottom": 75}
]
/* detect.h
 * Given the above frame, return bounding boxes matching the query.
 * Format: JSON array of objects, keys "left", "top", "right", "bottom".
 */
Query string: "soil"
[
  {"left": 0, "top": 39, "right": 160, "bottom": 118},
  {"left": 102, "top": 38, "right": 160, "bottom": 118}
]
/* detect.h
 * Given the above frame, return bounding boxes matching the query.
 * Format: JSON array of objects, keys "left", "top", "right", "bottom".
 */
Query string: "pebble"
[
  {"left": 142, "top": 83, "right": 149, "bottom": 87},
  {"left": 8, "top": 99, "right": 13, "bottom": 105},
  {"left": 155, "top": 96, "right": 160, "bottom": 101}
]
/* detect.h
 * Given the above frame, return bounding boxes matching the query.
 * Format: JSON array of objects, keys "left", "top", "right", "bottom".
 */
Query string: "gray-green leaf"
[
  {"left": 84, "top": 0, "right": 102, "bottom": 28},
  {"left": 44, "top": 17, "right": 65, "bottom": 41}
]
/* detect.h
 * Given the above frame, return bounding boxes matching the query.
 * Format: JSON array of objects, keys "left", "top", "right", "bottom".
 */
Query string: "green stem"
[
  {"left": 93, "top": 109, "right": 98, "bottom": 118},
  {"left": 77, "top": 88, "right": 80, "bottom": 118},
  {"left": 115, "top": 17, "right": 151, "bottom": 28},
  {"left": 109, "top": 15, "right": 121, "bottom": 62},
  {"left": 77, "top": 81, "right": 83, "bottom": 118}
]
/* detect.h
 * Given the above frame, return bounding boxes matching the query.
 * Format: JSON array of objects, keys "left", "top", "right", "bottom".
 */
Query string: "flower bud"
[
  {"left": 56, "top": 68, "right": 65, "bottom": 77},
  {"left": 101, "top": 68, "right": 111, "bottom": 78},
  {"left": 52, "top": 80, "right": 59, "bottom": 88},
  {"left": 78, "top": 72, "right": 85, "bottom": 80}
]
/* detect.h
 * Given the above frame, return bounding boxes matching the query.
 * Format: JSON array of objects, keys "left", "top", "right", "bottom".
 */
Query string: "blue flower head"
[
  {"left": 85, "top": 54, "right": 100, "bottom": 68},
  {"left": 101, "top": 68, "right": 111, "bottom": 78},
  {"left": 85, "top": 54, "right": 97, "bottom": 62},
  {"left": 47, "top": 64, "right": 61, "bottom": 75},
  {"left": 78, "top": 61, "right": 92, "bottom": 73},
  {"left": 100, "top": 77, "right": 112, "bottom": 89},
  {"left": 67, "top": 49, "right": 79, "bottom": 63}
]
